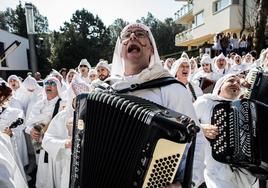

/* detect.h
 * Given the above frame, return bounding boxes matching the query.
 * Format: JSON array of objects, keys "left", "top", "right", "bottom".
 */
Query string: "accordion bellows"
[{"left": 70, "top": 92, "right": 197, "bottom": 188}]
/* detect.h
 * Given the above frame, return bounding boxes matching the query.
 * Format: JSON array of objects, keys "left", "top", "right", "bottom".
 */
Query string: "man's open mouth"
[{"left": 128, "top": 44, "right": 140, "bottom": 53}]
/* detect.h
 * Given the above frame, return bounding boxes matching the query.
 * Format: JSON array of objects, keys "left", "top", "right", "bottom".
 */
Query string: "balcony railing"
[
  {"left": 175, "top": 3, "right": 193, "bottom": 20},
  {"left": 175, "top": 28, "right": 193, "bottom": 44}
]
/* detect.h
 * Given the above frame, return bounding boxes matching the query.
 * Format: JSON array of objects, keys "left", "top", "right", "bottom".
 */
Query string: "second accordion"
[
  {"left": 70, "top": 92, "right": 198, "bottom": 188},
  {"left": 211, "top": 99, "right": 268, "bottom": 178}
]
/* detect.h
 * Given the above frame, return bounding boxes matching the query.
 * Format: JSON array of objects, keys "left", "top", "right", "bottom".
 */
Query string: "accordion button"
[{"left": 133, "top": 181, "right": 138, "bottom": 187}]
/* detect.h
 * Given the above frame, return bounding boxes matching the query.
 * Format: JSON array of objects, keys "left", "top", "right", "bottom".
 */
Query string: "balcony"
[
  {"left": 175, "top": 28, "right": 193, "bottom": 46},
  {"left": 175, "top": 3, "right": 194, "bottom": 24}
]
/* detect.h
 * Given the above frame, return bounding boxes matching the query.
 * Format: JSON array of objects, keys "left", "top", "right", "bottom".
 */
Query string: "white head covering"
[
  {"left": 170, "top": 57, "right": 190, "bottom": 77},
  {"left": 212, "top": 73, "right": 238, "bottom": 96},
  {"left": 200, "top": 54, "right": 212, "bottom": 65},
  {"left": 181, "top": 51, "right": 189, "bottom": 60},
  {"left": 89, "top": 69, "right": 97, "bottom": 76},
  {"left": 259, "top": 48, "right": 268, "bottom": 67},
  {"left": 96, "top": 60, "right": 111, "bottom": 73},
  {"left": 79, "top": 59, "right": 91, "bottom": 69},
  {"left": 22, "top": 75, "right": 42, "bottom": 91},
  {"left": 111, "top": 23, "right": 161, "bottom": 77},
  {"left": 43, "top": 76, "right": 62, "bottom": 97},
  {"left": 7, "top": 75, "right": 21, "bottom": 84},
  {"left": 50, "top": 69, "right": 62, "bottom": 77}
]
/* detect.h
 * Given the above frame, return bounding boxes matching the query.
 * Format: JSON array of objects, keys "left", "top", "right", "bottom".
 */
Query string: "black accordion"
[
  {"left": 244, "top": 67, "right": 268, "bottom": 105},
  {"left": 70, "top": 92, "right": 198, "bottom": 188},
  {"left": 211, "top": 99, "right": 268, "bottom": 179}
]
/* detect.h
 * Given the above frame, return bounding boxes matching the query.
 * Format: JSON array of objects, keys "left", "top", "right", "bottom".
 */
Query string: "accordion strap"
[{"left": 116, "top": 77, "right": 185, "bottom": 93}]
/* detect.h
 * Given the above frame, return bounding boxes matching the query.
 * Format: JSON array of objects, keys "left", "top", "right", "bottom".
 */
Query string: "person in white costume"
[
  {"left": 230, "top": 54, "right": 247, "bottom": 74},
  {"left": 191, "top": 54, "right": 218, "bottom": 87},
  {"left": 25, "top": 76, "right": 65, "bottom": 188},
  {"left": 110, "top": 22, "right": 200, "bottom": 188},
  {"left": 212, "top": 53, "right": 229, "bottom": 80},
  {"left": 0, "top": 81, "right": 28, "bottom": 181},
  {"left": 42, "top": 78, "right": 90, "bottom": 188},
  {"left": 171, "top": 57, "right": 203, "bottom": 103},
  {"left": 0, "top": 132, "right": 28, "bottom": 188},
  {"left": 22, "top": 75, "right": 44, "bottom": 121},
  {"left": 78, "top": 58, "right": 91, "bottom": 84},
  {"left": 7, "top": 75, "right": 27, "bottom": 112},
  {"left": 193, "top": 74, "right": 259, "bottom": 188}
]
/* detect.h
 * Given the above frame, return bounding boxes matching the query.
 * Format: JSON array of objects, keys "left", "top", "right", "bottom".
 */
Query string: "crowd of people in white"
[{"left": 0, "top": 22, "right": 268, "bottom": 188}]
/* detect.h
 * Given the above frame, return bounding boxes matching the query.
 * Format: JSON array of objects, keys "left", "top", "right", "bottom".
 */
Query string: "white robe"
[
  {"left": 0, "top": 107, "right": 28, "bottom": 177},
  {"left": 110, "top": 65, "right": 201, "bottom": 184},
  {"left": 193, "top": 95, "right": 259, "bottom": 188},
  {"left": 25, "top": 96, "right": 65, "bottom": 188},
  {"left": 42, "top": 108, "right": 72, "bottom": 188},
  {"left": 0, "top": 133, "right": 28, "bottom": 188}
]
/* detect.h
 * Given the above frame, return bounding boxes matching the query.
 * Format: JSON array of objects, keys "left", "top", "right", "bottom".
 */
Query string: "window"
[
  {"left": 213, "top": 0, "right": 231, "bottom": 12},
  {"left": 194, "top": 11, "right": 204, "bottom": 27},
  {"left": 0, "top": 42, "right": 7, "bottom": 67}
]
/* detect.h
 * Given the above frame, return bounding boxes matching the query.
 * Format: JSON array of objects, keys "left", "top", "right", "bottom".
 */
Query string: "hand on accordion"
[
  {"left": 30, "top": 127, "right": 41, "bottom": 141},
  {"left": 201, "top": 124, "right": 219, "bottom": 139}
]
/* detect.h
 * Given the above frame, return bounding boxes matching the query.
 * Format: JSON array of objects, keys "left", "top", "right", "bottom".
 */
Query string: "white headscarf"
[
  {"left": 111, "top": 23, "right": 161, "bottom": 77},
  {"left": 170, "top": 57, "right": 191, "bottom": 78},
  {"left": 7, "top": 75, "right": 21, "bottom": 85},
  {"left": 43, "top": 76, "right": 63, "bottom": 98},
  {"left": 78, "top": 59, "right": 91, "bottom": 71},
  {"left": 212, "top": 73, "right": 238, "bottom": 96},
  {"left": 259, "top": 48, "right": 268, "bottom": 68},
  {"left": 181, "top": 51, "right": 189, "bottom": 60},
  {"left": 96, "top": 60, "right": 111, "bottom": 73},
  {"left": 22, "top": 75, "right": 42, "bottom": 91},
  {"left": 202, "top": 73, "right": 239, "bottom": 101},
  {"left": 200, "top": 54, "right": 212, "bottom": 65}
]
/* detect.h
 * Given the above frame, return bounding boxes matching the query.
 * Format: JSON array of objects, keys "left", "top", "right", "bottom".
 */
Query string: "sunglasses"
[
  {"left": 44, "top": 81, "right": 57, "bottom": 86},
  {"left": 120, "top": 30, "right": 149, "bottom": 41},
  {"left": 79, "top": 65, "right": 88, "bottom": 68}
]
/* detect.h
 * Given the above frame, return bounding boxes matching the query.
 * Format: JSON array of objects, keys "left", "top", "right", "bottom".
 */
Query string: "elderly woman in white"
[{"left": 193, "top": 74, "right": 259, "bottom": 188}]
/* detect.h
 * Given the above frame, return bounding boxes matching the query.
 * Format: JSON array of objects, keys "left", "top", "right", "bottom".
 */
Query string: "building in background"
[
  {"left": 0, "top": 29, "right": 30, "bottom": 79},
  {"left": 174, "top": 0, "right": 255, "bottom": 57}
]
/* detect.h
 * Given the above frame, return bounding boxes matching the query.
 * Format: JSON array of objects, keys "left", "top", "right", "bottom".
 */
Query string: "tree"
[
  {"left": 1, "top": 2, "right": 49, "bottom": 37},
  {"left": 137, "top": 12, "right": 184, "bottom": 59},
  {"left": 108, "top": 18, "right": 128, "bottom": 47},
  {"left": 254, "top": 0, "right": 268, "bottom": 55},
  {"left": 49, "top": 9, "right": 112, "bottom": 69}
]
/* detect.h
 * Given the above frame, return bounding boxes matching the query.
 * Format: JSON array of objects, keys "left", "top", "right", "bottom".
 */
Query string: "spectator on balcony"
[
  {"left": 220, "top": 33, "right": 229, "bottom": 56},
  {"left": 239, "top": 34, "right": 248, "bottom": 56},
  {"left": 212, "top": 33, "right": 222, "bottom": 56},
  {"left": 230, "top": 33, "right": 239, "bottom": 54}
]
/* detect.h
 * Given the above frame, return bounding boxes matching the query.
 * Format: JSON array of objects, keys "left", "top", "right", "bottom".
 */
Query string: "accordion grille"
[{"left": 70, "top": 92, "right": 188, "bottom": 188}]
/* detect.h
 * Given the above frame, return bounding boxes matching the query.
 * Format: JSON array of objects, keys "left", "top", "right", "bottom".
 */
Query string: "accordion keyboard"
[
  {"left": 244, "top": 69, "right": 258, "bottom": 99},
  {"left": 211, "top": 100, "right": 253, "bottom": 164}
]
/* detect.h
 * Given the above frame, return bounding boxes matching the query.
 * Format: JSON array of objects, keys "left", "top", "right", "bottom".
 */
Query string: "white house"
[{"left": 0, "top": 29, "right": 30, "bottom": 79}]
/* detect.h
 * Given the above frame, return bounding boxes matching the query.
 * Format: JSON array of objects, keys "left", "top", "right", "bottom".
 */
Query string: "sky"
[{"left": 0, "top": 0, "right": 184, "bottom": 31}]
